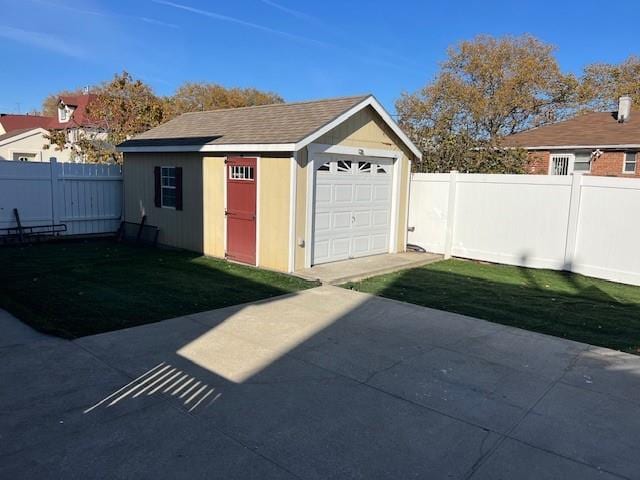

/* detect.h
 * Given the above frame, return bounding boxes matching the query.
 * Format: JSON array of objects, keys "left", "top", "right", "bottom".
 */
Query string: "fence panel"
[
  {"left": 409, "top": 172, "right": 640, "bottom": 286},
  {"left": 0, "top": 159, "right": 122, "bottom": 236}
]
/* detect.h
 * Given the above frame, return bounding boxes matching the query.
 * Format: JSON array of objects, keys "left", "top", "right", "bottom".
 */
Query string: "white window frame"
[
  {"left": 573, "top": 151, "right": 592, "bottom": 174},
  {"left": 229, "top": 164, "right": 255, "bottom": 181},
  {"left": 548, "top": 153, "right": 575, "bottom": 175},
  {"left": 160, "top": 166, "right": 177, "bottom": 209},
  {"left": 623, "top": 152, "right": 637, "bottom": 174}
]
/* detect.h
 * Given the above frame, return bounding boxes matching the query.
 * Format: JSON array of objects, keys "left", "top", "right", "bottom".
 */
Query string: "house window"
[
  {"left": 573, "top": 152, "right": 591, "bottom": 173},
  {"left": 229, "top": 165, "right": 254, "bottom": 180},
  {"left": 357, "top": 161, "right": 372, "bottom": 173},
  {"left": 161, "top": 167, "right": 177, "bottom": 208},
  {"left": 336, "top": 160, "right": 352, "bottom": 173},
  {"left": 317, "top": 161, "right": 331, "bottom": 172},
  {"left": 59, "top": 108, "right": 67, "bottom": 122},
  {"left": 376, "top": 164, "right": 391, "bottom": 174},
  {"left": 623, "top": 152, "right": 637, "bottom": 173},
  {"left": 549, "top": 154, "right": 572, "bottom": 175}
]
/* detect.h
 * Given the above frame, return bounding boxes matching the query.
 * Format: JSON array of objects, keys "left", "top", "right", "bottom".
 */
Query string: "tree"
[
  {"left": 165, "top": 82, "right": 283, "bottom": 118},
  {"left": 46, "top": 72, "right": 166, "bottom": 163},
  {"left": 579, "top": 55, "right": 640, "bottom": 111},
  {"left": 396, "top": 35, "right": 578, "bottom": 172}
]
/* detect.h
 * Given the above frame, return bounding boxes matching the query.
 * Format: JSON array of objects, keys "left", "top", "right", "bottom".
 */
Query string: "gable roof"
[
  {"left": 117, "top": 95, "right": 422, "bottom": 158},
  {"left": 50, "top": 94, "right": 99, "bottom": 129},
  {"left": 502, "top": 110, "right": 640, "bottom": 149},
  {"left": 0, "top": 127, "right": 47, "bottom": 145},
  {"left": 0, "top": 114, "right": 52, "bottom": 133}
]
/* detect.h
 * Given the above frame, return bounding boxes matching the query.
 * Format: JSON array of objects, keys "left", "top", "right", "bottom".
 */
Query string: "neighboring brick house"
[
  {"left": 503, "top": 96, "right": 639, "bottom": 177},
  {"left": 0, "top": 93, "right": 105, "bottom": 162}
]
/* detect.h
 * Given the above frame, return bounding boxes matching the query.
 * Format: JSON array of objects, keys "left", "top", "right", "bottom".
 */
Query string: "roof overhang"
[
  {"left": 521, "top": 144, "right": 640, "bottom": 150},
  {"left": 0, "top": 127, "right": 48, "bottom": 146},
  {"left": 117, "top": 96, "right": 422, "bottom": 159}
]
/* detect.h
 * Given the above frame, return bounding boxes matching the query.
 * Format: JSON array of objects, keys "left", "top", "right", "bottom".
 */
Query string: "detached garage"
[{"left": 118, "top": 95, "right": 421, "bottom": 273}]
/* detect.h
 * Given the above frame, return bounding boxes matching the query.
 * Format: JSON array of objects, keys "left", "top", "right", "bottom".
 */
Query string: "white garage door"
[{"left": 312, "top": 155, "right": 394, "bottom": 265}]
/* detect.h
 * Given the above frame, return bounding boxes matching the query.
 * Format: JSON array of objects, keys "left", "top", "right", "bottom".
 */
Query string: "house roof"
[
  {"left": 502, "top": 110, "right": 640, "bottom": 149},
  {"left": 51, "top": 94, "right": 99, "bottom": 129},
  {"left": 0, "top": 127, "right": 48, "bottom": 145},
  {"left": 0, "top": 114, "right": 53, "bottom": 133},
  {"left": 118, "top": 95, "right": 422, "bottom": 158}
]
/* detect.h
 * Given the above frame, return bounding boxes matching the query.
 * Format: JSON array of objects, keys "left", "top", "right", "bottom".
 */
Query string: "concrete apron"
[
  {"left": 2, "top": 286, "right": 640, "bottom": 479},
  {"left": 294, "top": 251, "right": 443, "bottom": 285}
]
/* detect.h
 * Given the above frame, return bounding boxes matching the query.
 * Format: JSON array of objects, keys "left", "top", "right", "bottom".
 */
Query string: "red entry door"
[{"left": 226, "top": 157, "right": 257, "bottom": 265}]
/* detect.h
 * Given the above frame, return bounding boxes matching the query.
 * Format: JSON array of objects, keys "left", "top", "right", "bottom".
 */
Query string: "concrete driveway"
[{"left": 1, "top": 286, "right": 639, "bottom": 479}]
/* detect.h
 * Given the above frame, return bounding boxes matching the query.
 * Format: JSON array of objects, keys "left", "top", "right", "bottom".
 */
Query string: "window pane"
[
  {"left": 162, "top": 187, "right": 176, "bottom": 207},
  {"left": 337, "top": 160, "right": 352, "bottom": 172},
  {"left": 574, "top": 161, "right": 590, "bottom": 172}
]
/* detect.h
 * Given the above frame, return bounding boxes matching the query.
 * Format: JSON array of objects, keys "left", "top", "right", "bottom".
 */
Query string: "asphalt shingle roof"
[
  {"left": 121, "top": 95, "right": 370, "bottom": 147},
  {"left": 502, "top": 110, "right": 640, "bottom": 148}
]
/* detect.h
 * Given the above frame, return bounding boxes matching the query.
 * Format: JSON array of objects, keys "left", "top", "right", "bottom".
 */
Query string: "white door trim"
[
  {"left": 255, "top": 155, "right": 261, "bottom": 267},
  {"left": 288, "top": 153, "right": 297, "bottom": 272},
  {"left": 305, "top": 143, "right": 403, "bottom": 268}
]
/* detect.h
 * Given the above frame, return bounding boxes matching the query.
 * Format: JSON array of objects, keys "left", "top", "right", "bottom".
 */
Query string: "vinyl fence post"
[
  {"left": 563, "top": 174, "right": 582, "bottom": 270},
  {"left": 49, "top": 157, "right": 60, "bottom": 227},
  {"left": 444, "top": 170, "right": 458, "bottom": 259}
]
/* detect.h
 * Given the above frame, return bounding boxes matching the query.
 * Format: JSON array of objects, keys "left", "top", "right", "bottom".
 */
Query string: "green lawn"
[
  {"left": 344, "top": 259, "right": 640, "bottom": 354},
  {"left": 0, "top": 240, "right": 317, "bottom": 338}
]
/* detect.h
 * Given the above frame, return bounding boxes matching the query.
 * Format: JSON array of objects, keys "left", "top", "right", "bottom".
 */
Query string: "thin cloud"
[
  {"left": 0, "top": 26, "right": 85, "bottom": 58},
  {"left": 33, "top": 0, "right": 179, "bottom": 29},
  {"left": 260, "top": 0, "right": 317, "bottom": 21},
  {"left": 152, "top": 0, "right": 329, "bottom": 47},
  {"left": 140, "top": 17, "right": 179, "bottom": 29}
]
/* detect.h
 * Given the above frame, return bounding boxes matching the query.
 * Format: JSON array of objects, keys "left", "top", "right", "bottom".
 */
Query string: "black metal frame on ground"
[
  {"left": 0, "top": 208, "right": 67, "bottom": 245},
  {"left": 117, "top": 215, "right": 160, "bottom": 247}
]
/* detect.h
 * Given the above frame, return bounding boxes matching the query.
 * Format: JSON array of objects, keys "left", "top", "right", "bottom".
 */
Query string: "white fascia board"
[
  {"left": 0, "top": 127, "right": 48, "bottom": 146},
  {"left": 117, "top": 143, "right": 296, "bottom": 153},
  {"left": 524, "top": 144, "right": 640, "bottom": 150},
  {"left": 295, "top": 96, "right": 423, "bottom": 160},
  {"left": 308, "top": 143, "right": 402, "bottom": 159}
]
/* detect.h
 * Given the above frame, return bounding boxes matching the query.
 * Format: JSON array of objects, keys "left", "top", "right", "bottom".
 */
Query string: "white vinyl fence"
[
  {"left": 0, "top": 159, "right": 122, "bottom": 236},
  {"left": 408, "top": 172, "right": 640, "bottom": 286}
]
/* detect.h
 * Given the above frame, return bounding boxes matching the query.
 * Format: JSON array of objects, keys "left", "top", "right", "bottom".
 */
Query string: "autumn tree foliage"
[
  {"left": 579, "top": 55, "right": 640, "bottom": 111},
  {"left": 42, "top": 72, "right": 284, "bottom": 163},
  {"left": 397, "top": 35, "right": 579, "bottom": 173},
  {"left": 165, "top": 82, "right": 283, "bottom": 117}
]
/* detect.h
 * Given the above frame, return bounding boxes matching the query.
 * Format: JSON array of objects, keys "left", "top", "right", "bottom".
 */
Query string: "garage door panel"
[
  {"left": 331, "top": 238, "right": 350, "bottom": 258},
  {"left": 352, "top": 235, "right": 370, "bottom": 254},
  {"left": 316, "top": 184, "right": 332, "bottom": 203},
  {"left": 372, "top": 210, "right": 389, "bottom": 226},
  {"left": 333, "top": 211, "right": 352, "bottom": 229},
  {"left": 371, "top": 234, "right": 388, "bottom": 251},
  {"left": 355, "top": 184, "right": 372, "bottom": 202},
  {"left": 374, "top": 185, "right": 391, "bottom": 201},
  {"left": 315, "top": 212, "right": 331, "bottom": 231},
  {"left": 352, "top": 211, "right": 371, "bottom": 228},
  {"left": 313, "top": 155, "right": 394, "bottom": 265},
  {"left": 334, "top": 185, "right": 353, "bottom": 202},
  {"left": 313, "top": 240, "right": 329, "bottom": 261}
]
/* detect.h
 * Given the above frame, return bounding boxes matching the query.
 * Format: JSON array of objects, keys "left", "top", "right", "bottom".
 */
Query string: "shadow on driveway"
[{"left": 1, "top": 282, "right": 639, "bottom": 479}]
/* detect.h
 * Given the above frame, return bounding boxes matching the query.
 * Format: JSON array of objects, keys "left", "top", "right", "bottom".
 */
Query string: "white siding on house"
[{"left": 0, "top": 129, "right": 72, "bottom": 162}]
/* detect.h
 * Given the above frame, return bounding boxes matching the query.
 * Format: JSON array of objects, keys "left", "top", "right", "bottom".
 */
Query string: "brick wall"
[
  {"left": 525, "top": 151, "right": 550, "bottom": 174},
  {"left": 525, "top": 150, "right": 640, "bottom": 177}
]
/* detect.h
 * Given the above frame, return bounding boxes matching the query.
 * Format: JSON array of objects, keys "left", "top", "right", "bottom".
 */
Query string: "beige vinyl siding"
[
  {"left": 123, "top": 152, "right": 204, "bottom": 252},
  {"left": 258, "top": 155, "right": 291, "bottom": 272},
  {"left": 316, "top": 106, "right": 414, "bottom": 160},
  {"left": 296, "top": 106, "right": 415, "bottom": 263},
  {"left": 294, "top": 148, "right": 308, "bottom": 271},
  {"left": 202, "top": 156, "right": 226, "bottom": 258}
]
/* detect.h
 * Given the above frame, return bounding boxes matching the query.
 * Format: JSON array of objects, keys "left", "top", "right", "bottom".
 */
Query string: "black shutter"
[
  {"left": 154, "top": 166, "right": 161, "bottom": 207},
  {"left": 175, "top": 167, "right": 183, "bottom": 211}
]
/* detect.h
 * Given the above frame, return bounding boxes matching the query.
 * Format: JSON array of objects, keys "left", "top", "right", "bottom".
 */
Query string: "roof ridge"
[{"left": 179, "top": 94, "right": 371, "bottom": 116}]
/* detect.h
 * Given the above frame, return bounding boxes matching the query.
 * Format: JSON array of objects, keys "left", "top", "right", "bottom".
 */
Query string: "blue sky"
[{"left": 1, "top": 0, "right": 639, "bottom": 114}]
